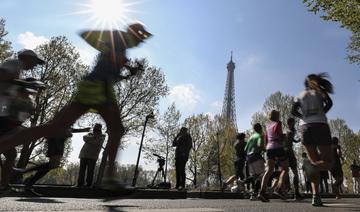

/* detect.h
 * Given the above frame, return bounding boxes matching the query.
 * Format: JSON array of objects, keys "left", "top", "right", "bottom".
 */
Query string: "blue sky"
[{"left": 1, "top": 0, "right": 359, "bottom": 168}]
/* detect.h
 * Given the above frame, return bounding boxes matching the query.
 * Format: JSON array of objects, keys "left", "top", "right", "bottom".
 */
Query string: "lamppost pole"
[{"left": 132, "top": 112, "right": 154, "bottom": 187}]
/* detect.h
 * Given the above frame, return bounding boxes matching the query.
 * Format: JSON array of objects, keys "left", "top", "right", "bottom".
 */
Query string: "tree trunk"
[
  {"left": 164, "top": 139, "right": 169, "bottom": 182},
  {"left": 193, "top": 155, "right": 197, "bottom": 187},
  {"left": 217, "top": 139, "right": 222, "bottom": 190},
  {"left": 16, "top": 144, "right": 31, "bottom": 168}
]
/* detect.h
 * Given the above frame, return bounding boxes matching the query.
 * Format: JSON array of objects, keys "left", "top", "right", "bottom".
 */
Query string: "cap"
[
  {"left": 127, "top": 23, "right": 152, "bottom": 41},
  {"left": 18, "top": 49, "right": 45, "bottom": 65}
]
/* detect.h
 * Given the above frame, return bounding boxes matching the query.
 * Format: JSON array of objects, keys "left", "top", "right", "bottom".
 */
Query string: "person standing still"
[
  {"left": 77, "top": 123, "right": 105, "bottom": 187},
  {"left": 173, "top": 127, "right": 192, "bottom": 190}
]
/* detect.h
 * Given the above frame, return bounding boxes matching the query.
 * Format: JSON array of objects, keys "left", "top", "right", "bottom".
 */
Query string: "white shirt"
[{"left": 295, "top": 89, "right": 327, "bottom": 125}]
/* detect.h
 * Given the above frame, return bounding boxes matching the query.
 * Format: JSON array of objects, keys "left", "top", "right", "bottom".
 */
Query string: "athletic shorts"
[
  {"left": 73, "top": 80, "right": 117, "bottom": 105},
  {"left": 46, "top": 137, "right": 66, "bottom": 157},
  {"left": 266, "top": 148, "right": 287, "bottom": 162},
  {"left": 299, "top": 123, "right": 332, "bottom": 146},
  {"left": 248, "top": 159, "right": 265, "bottom": 177}
]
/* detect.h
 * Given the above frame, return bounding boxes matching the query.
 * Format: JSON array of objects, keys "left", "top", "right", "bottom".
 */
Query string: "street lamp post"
[{"left": 132, "top": 112, "right": 155, "bottom": 187}]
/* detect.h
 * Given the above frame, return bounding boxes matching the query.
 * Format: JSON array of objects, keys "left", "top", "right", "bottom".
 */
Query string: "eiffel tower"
[{"left": 221, "top": 52, "right": 237, "bottom": 129}]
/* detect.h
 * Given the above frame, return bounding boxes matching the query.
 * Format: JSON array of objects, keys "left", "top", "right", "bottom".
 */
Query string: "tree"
[
  {"left": 183, "top": 113, "right": 212, "bottom": 187},
  {"left": 250, "top": 91, "right": 305, "bottom": 173},
  {"left": 251, "top": 91, "right": 295, "bottom": 130},
  {"left": 0, "top": 18, "right": 12, "bottom": 62},
  {"left": 303, "top": 0, "right": 360, "bottom": 64},
  {"left": 251, "top": 111, "right": 267, "bottom": 128},
  {"left": 16, "top": 36, "right": 88, "bottom": 169},
  {"left": 115, "top": 58, "right": 169, "bottom": 138},
  {"left": 114, "top": 164, "right": 155, "bottom": 187},
  {"left": 205, "top": 115, "right": 237, "bottom": 189}
]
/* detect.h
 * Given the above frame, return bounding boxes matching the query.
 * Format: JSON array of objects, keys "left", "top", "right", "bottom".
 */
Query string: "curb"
[{"left": 3, "top": 185, "right": 360, "bottom": 199}]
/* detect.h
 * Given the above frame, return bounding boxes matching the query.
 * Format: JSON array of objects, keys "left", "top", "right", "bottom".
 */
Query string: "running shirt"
[
  {"left": 235, "top": 140, "right": 246, "bottom": 159},
  {"left": 265, "top": 121, "right": 283, "bottom": 150},
  {"left": 294, "top": 89, "right": 327, "bottom": 125},
  {"left": 84, "top": 52, "right": 125, "bottom": 82},
  {"left": 245, "top": 132, "right": 263, "bottom": 155},
  {"left": 81, "top": 30, "right": 127, "bottom": 82}
]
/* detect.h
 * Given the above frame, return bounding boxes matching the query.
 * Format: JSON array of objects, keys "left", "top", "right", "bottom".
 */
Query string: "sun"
[
  {"left": 89, "top": 0, "right": 126, "bottom": 26},
  {"left": 74, "top": 0, "right": 141, "bottom": 29}
]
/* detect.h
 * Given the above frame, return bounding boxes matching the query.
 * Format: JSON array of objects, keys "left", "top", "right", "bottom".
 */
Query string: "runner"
[
  {"left": 0, "top": 23, "right": 152, "bottom": 190},
  {"left": 13, "top": 128, "right": 89, "bottom": 196},
  {"left": 258, "top": 110, "right": 289, "bottom": 202},
  {"left": 283, "top": 117, "right": 303, "bottom": 199},
  {"left": 350, "top": 160, "right": 360, "bottom": 194},
  {"left": 0, "top": 50, "right": 45, "bottom": 191},
  {"left": 291, "top": 73, "right": 334, "bottom": 206},
  {"left": 330, "top": 137, "right": 343, "bottom": 199},
  {"left": 244, "top": 123, "right": 265, "bottom": 200},
  {"left": 222, "top": 133, "right": 246, "bottom": 192},
  {"left": 301, "top": 152, "right": 312, "bottom": 194}
]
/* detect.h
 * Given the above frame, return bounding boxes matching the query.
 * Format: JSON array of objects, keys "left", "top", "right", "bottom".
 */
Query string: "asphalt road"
[{"left": 0, "top": 197, "right": 359, "bottom": 212}]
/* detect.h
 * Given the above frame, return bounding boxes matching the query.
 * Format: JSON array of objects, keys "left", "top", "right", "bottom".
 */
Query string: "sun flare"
[{"left": 75, "top": 0, "right": 140, "bottom": 29}]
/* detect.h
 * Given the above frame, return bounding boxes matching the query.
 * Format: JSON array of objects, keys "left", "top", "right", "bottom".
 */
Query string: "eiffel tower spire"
[{"left": 222, "top": 52, "right": 237, "bottom": 128}]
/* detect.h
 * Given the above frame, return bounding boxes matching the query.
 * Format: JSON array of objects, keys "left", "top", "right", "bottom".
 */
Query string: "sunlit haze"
[{"left": 74, "top": 0, "right": 139, "bottom": 29}]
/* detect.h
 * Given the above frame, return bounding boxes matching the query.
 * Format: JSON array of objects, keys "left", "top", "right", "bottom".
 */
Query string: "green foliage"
[
  {"left": 18, "top": 36, "right": 88, "bottom": 168},
  {"left": 113, "top": 164, "right": 155, "bottom": 187},
  {"left": 0, "top": 18, "right": 12, "bottom": 62},
  {"left": 22, "top": 162, "right": 154, "bottom": 186},
  {"left": 205, "top": 115, "right": 237, "bottom": 189},
  {"left": 303, "top": 0, "right": 360, "bottom": 64},
  {"left": 115, "top": 58, "right": 169, "bottom": 138},
  {"left": 251, "top": 91, "right": 295, "bottom": 130}
]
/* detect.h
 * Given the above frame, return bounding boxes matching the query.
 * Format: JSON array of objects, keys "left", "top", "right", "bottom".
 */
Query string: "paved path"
[{"left": 0, "top": 197, "right": 359, "bottom": 211}]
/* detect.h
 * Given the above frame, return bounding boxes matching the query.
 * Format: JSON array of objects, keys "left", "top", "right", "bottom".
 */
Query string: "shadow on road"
[
  {"left": 104, "top": 205, "right": 139, "bottom": 212},
  {"left": 15, "top": 198, "right": 65, "bottom": 204}
]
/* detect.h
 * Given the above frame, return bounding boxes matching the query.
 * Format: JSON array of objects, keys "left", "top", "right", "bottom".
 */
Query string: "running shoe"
[
  {"left": 294, "top": 192, "right": 304, "bottom": 200},
  {"left": 12, "top": 167, "right": 26, "bottom": 173},
  {"left": 273, "top": 189, "right": 287, "bottom": 200},
  {"left": 312, "top": 194, "right": 323, "bottom": 207},
  {"left": 237, "top": 180, "right": 246, "bottom": 193},
  {"left": 25, "top": 187, "right": 43, "bottom": 197},
  {"left": 101, "top": 178, "right": 137, "bottom": 202},
  {"left": 250, "top": 193, "right": 257, "bottom": 201},
  {"left": 258, "top": 192, "right": 270, "bottom": 202}
]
